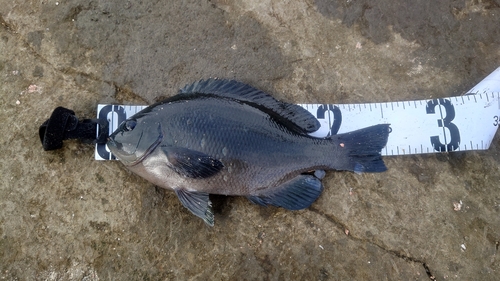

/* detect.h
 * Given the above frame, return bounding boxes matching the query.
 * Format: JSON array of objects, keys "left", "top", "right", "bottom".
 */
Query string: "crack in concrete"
[
  {"left": 58, "top": 66, "right": 148, "bottom": 104},
  {"left": 2, "top": 10, "right": 453, "bottom": 280},
  {"left": 0, "top": 14, "right": 15, "bottom": 33},
  {"left": 309, "top": 206, "right": 437, "bottom": 280},
  {"left": 1, "top": 15, "right": 57, "bottom": 71},
  {"left": 1, "top": 15, "right": 148, "bottom": 106}
]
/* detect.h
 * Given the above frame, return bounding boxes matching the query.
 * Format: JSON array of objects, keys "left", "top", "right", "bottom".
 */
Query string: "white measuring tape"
[{"left": 95, "top": 67, "right": 500, "bottom": 160}]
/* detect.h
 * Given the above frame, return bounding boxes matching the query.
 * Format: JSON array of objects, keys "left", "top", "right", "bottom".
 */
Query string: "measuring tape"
[{"left": 95, "top": 67, "right": 500, "bottom": 160}]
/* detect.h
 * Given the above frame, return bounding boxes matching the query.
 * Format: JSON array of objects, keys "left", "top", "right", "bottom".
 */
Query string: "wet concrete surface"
[{"left": 1, "top": 0, "right": 499, "bottom": 280}]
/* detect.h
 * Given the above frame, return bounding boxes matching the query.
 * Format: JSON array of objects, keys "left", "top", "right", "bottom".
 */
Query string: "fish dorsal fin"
[{"left": 180, "top": 79, "right": 320, "bottom": 134}]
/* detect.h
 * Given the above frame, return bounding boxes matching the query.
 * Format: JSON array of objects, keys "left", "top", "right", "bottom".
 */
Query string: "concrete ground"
[{"left": 1, "top": 0, "right": 499, "bottom": 280}]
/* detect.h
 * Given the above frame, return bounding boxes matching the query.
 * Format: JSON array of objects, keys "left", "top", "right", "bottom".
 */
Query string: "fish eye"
[{"left": 124, "top": 120, "right": 137, "bottom": 132}]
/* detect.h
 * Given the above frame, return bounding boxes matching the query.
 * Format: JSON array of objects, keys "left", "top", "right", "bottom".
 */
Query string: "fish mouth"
[{"left": 108, "top": 123, "right": 164, "bottom": 166}]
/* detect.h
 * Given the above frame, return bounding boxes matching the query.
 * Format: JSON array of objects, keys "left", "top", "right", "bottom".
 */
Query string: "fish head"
[{"left": 107, "top": 115, "right": 163, "bottom": 166}]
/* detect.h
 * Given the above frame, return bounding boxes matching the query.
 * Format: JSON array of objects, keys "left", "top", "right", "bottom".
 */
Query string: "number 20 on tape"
[{"left": 302, "top": 93, "right": 499, "bottom": 156}]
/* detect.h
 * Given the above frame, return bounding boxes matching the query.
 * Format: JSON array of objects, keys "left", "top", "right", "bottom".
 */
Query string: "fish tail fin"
[{"left": 330, "top": 124, "right": 390, "bottom": 173}]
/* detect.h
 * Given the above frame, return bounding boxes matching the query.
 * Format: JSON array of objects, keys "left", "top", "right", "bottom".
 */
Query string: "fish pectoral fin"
[
  {"left": 162, "top": 146, "right": 223, "bottom": 178},
  {"left": 175, "top": 189, "right": 214, "bottom": 226},
  {"left": 247, "top": 175, "right": 324, "bottom": 210}
]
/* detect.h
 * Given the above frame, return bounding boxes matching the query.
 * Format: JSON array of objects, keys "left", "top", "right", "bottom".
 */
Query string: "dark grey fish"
[{"left": 107, "top": 79, "right": 390, "bottom": 226}]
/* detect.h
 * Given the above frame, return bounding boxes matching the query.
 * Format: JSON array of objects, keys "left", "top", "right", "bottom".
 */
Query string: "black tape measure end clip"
[{"left": 39, "top": 107, "right": 108, "bottom": 151}]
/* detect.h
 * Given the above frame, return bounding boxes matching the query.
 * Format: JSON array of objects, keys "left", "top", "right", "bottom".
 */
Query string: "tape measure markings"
[
  {"left": 95, "top": 67, "right": 500, "bottom": 160},
  {"left": 299, "top": 92, "right": 499, "bottom": 156},
  {"left": 95, "top": 92, "right": 500, "bottom": 160},
  {"left": 95, "top": 104, "right": 146, "bottom": 160}
]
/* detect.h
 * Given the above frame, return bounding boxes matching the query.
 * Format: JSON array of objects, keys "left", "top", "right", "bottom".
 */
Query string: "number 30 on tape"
[
  {"left": 301, "top": 93, "right": 499, "bottom": 156},
  {"left": 95, "top": 67, "right": 500, "bottom": 160}
]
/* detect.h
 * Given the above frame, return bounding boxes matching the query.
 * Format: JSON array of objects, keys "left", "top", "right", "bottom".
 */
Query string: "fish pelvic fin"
[
  {"left": 332, "top": 124, "right": 390, "bottom": 173},
  {"left": 175, "top": 189, "right": 214, "bottom": 226}
]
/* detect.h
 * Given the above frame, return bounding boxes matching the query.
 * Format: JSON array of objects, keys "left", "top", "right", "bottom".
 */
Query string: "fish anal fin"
[
  {"left": 248, "top": 175, "right": 324, "bottom": 210},
  {"left": 175, "top": 189, "right": 214, "bottom": 226},
  {"left": 162, "top": 146, "right": 223, "bottom": 179}
]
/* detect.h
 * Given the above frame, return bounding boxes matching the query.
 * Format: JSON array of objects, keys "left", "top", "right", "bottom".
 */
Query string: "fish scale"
[
  {"left": 158, "top": 98, "right": 329, "bottom": 189},
  {"left": 107, "top": 79, "right": 389, "bottom": 225}
]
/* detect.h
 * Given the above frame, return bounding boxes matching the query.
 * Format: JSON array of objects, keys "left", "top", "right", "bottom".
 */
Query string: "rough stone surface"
[{"left": 1, "top": 0, "right": 499, "bottom": 280}]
